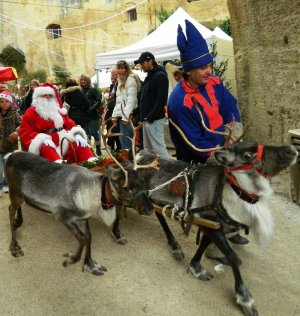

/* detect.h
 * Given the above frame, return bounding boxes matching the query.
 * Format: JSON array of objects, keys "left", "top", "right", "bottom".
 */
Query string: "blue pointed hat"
[{"left": 177, "top": 19, "right": 213, "bottom": 72}]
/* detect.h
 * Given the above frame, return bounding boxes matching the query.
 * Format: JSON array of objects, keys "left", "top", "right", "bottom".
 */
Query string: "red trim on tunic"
[{"left": 182, "top": 78, "right": 223, "bottom": 130}]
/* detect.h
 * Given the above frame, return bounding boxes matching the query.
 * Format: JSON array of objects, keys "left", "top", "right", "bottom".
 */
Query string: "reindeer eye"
[{"left": 243, "top": 152, "right": 254, "bottom": 160}]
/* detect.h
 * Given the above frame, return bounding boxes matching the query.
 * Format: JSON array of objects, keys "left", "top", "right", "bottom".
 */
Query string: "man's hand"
[
  {"left": 43, "top": 139, "right": 56, "bottom": 148},
  {"left": 74, "top": 134, "right": 88, "bottom": 147},
  {"left": 8, "top": 131, "right": 19, "bottom": 141}
]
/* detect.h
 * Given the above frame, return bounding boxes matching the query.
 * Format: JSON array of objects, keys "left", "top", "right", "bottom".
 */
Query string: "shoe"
[
  {"left": 228, "top": 233, "right": 249, "bottom": 245},
  {"left": 2, "top": 186, "right": 9, "bottom": 193}
]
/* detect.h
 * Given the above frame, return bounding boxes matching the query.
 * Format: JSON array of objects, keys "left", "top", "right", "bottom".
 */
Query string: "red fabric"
[
  {"left": 182, "top": 78, "right": 223, "bottom": 130},
  {"left": 40, "top": 144, "right": 94, "bottom": 162}
]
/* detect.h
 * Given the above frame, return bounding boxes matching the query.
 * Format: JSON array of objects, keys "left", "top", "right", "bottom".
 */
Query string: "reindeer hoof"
[
  {"left": 10, "top": 243, "right": 24, "bottom": 257},
  {"left": 83, "top": 261, "right": 107, "bottom": 276},
  {"left": 188, "top": 264, "right": 214, "bottom": 281},
  {"left": 111, "top": 232, "right": 127, "bottom": 245},
  {"left": 236, "top": 287, "right": 258, "bottom": 316},
  {"left": 172, "top": 248, "right": 185, "bottom": 261},
  {"left": 62, "top": 253, "right": 81, "bottom": 267}
]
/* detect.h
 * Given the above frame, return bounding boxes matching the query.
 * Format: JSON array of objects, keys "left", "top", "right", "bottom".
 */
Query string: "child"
[{"left": 0, "top": 90, "right": 21, "bottom": 195}]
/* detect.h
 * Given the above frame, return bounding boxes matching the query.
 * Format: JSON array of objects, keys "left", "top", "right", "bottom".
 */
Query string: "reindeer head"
[
  {"left": 106, "top": 163, "right": 154, "bottom": 215},
  {"left": 214, "top": 142, "right": 298, "bottom": 176}
]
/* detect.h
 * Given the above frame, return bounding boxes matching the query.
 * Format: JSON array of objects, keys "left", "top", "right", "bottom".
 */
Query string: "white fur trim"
[
  {"left": 32, "top": 87, "right": 55, "bottom": 100},
  {"left": 0, "top": 93, "right": 13, "bottom": 103},
  {"left": 59, "top": 108, "right": 68, "bottom": 115},
  {"left": 28, "top": 133, "right": 52, "bottom": 155}
]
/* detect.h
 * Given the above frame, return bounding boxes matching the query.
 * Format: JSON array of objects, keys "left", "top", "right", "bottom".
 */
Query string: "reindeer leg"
[
  {"left": 203, "top": 229, "right": 258, "bottom": 316},
  {"left": 14, "top": 207, "right": 23, "bottom": 230},
  {"left": 9, "top": 203, "right": 24, "bottom": 257},
  {"left": 189, "top": 233, "right": 214, "bottom": 281},
  {"left": 155, "top": 211, "right": 184, "bottom": 260},
  {"left": 111, "top": 217, "right": 127, "bottom": 245},
  {"left": 81, "top": 220, "right": 107, "bottom": 276}
]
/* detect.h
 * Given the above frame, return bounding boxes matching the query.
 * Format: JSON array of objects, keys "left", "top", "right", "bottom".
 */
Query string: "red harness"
[{"left": 224, "top": 145, "right": 264, "bottom": 204}]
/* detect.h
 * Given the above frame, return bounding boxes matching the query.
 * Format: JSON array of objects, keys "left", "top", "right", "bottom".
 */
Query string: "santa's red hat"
[
  {"left": 32, "top": 83, "right": 67, "bottom": 115},
  {"left": 0, "top": 90, "right": 13, "bottom": 103}
]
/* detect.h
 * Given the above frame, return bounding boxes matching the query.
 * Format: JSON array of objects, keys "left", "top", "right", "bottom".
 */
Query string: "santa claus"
[{"left": 20, "top": 83, "right": 96, "bottom": 163}]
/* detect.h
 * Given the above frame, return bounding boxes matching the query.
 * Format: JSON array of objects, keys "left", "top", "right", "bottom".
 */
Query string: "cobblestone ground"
[{"left": 0, "top": 166, "right": 299, "bottom": 316}]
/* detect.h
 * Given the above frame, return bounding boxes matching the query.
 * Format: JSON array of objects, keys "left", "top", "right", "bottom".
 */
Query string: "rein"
[{"left": 224, "top": 145, "right": 264, "bottom": 204}]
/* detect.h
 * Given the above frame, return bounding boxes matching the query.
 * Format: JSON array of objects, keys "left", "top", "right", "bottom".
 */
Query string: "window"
[
  {"left": 128, "top": 8, "right": 137, "bottom": 22},
  {"left": 46, "top": 24, "right": 62, "bottom": 40}
]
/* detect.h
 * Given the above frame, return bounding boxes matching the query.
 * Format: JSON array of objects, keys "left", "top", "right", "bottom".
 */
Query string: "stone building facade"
[
  {"left": 0, "top": 0, "right": 229, "bottom": 79},
  {"left": 228, "top": 0, "right": 300, "bottom": 144}
]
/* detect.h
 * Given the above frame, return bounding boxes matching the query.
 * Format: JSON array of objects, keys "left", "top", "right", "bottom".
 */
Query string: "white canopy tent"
[
  {"left": 95, "top": 7, "right": 236, "bottom": 94},
  {"left": 96, "top": 7, "right": 225, "bottom": 69}
]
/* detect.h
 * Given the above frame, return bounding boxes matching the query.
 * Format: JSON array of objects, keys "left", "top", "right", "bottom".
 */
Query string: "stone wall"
[{"left": 228, "top": 0, "right": 300, "bottom": 144}]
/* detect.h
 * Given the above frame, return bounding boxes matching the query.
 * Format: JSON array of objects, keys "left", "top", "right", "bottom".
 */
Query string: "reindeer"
[
  {"left": 134, "top": 113, "right": 297, "bottom": 316},
  {"left": 6, "top": 127, "right": 158, "bottom": 275}
]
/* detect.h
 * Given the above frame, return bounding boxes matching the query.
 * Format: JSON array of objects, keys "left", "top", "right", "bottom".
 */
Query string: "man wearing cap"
[
  {"left": 168, "top": 20, "right": 248, "bottom": 253},
  {"left": 134, "top": 52, "right": 169, "bottom": 159},
  {"left": 20, "top": 83, "right": 96, "bottom": 163}
]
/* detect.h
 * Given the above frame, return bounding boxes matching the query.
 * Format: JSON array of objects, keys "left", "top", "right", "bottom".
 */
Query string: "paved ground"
[{"left": 0, "top": 169, "right": 299, "bottom": 316}]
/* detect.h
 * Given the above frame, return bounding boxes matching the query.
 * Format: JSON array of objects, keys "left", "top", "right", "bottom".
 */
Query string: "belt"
[{"left": 42, "top": 127, "right": 63, "bottom": 133}]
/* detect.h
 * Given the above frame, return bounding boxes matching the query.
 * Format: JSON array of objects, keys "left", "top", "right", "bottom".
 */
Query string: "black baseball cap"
[{"left": 134, "top": 52, "right": 155, "bottom": 65}]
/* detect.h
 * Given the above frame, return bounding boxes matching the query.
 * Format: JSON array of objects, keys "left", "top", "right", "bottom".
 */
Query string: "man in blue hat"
[{"left": 168, "top": 20, "right": 248, "bottom": 250}]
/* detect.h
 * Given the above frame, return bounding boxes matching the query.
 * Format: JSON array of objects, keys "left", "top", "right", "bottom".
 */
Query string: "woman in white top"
[{"left": 112, "top": 60, "right": 141, "bottom": 149}]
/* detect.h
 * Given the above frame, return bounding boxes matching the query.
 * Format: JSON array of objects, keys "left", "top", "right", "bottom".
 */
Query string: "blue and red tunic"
[{"left": 168, "top": 77, "right": 241, "bottom": 163}]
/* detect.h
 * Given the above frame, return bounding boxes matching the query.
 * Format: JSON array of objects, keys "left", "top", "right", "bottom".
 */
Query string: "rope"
[
  {"left": 60, "top": 137, "right": 78, "bottom": 162},
  {"left": 148, "top": 168, "right": 190, "bottom": 221}
]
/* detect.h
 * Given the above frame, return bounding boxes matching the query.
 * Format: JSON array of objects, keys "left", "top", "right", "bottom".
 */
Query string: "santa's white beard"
[{"left": 33, "top": 97, "right": 64, "bottom": 128}]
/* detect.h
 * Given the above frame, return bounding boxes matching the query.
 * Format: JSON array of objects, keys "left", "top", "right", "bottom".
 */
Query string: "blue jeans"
[
  {"left": 142, "top": 118, "right": 169, "bottom": 159},
  {"left": 85, "top": 119, "right": 100, "bottom": 145},
  {"left": 0, "top": 152, "right": 8, "bottom": 189},
  {"left": 118, "top": 118, "right": 133, "bottom": 150}
]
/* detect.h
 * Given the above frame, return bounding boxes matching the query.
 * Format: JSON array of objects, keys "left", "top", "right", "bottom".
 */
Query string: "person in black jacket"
[
  {"left": 60, "top": 79, "right": 90, "bottom": 128},
  {"left": 79, "top": 74, "right": 102, "bottom": 156},
  {"left": 134, "top": 52, "right": 169, "bottom": 159}
]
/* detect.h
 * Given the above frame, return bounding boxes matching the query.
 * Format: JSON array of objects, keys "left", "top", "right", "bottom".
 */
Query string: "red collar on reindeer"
[{"left": 224, "top": 145, "right": 264, "bottom": 204}]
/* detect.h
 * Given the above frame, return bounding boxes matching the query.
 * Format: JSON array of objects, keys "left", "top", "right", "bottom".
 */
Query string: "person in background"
[
  {"left": 0, "top": 90, "right": 21, "bottom": 195},
  {"left": 20, "top": 83, "right": 96, "bottom": 163},
  {"left": 172, "top": 69, "right": 183, "bottom": 82},
  {"left": 79, "top": 74, "right": 102, "bottom": 156},
  {"left": 168, "top": 20, "right": 247, "bottom": 260},
  {"left": 111, "top": 60, "right": 140, "bottom": 150},
  {"left": 134, "top": 52, "right": 169, "bottom": 159},
  {"left": 104, "top": 69, "right": 121, "bottom": 151},
  {"left": 60, "top": 79, "right": 91, "bottom": 130},
  {"left": 20, "top": 79, "right": 40, "bottom": 115}
]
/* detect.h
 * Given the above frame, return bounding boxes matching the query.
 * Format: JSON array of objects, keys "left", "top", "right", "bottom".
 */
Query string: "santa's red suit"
[{"left": 20, "top": 83, "right": 95, "bottom": 162}]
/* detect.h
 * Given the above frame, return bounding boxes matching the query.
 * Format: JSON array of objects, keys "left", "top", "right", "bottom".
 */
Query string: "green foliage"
[
  {"left": 155, "top": 5, "right": 174, "bottom": 24},
  {"left": 210, "top": 42, "right": 231, "bottom": 90},
  {"left": 218, "top": 18, "right": 231, "bottom": 36},
  {"left": 21, "top": 69, "right": 47, "bottom": 85},
  {"left": 0, "top": 45, "right": 26, "bottom": 74},
  {"left": 52, "top": 64, "right": 71, "bottom": 85}
]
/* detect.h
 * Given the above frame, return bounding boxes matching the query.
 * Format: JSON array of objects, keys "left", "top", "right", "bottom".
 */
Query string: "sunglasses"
[
  {"left": 116, "top": 60, "right": 127, "bottom": 65},
  {"left": 41, "top": 94, "right": 54, "bottom": 98}
]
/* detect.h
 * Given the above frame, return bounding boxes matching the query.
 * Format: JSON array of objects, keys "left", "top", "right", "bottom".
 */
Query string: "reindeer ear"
[
  {"left": 106, "top": 166, "right": 120, "bottom": 181},
  {"left": 123, "top": 159, "right": 133, "bottom": 169}
]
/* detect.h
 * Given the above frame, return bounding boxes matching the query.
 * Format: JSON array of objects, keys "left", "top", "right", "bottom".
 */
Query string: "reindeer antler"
[
  {"left": 101, "top": 118, "right": 129, "bottom": 187},
  {"left": 169, "top": 118, "right": 225, "bottom": 153},
  {"left": 120, "top": 106, "right": 159, "bottom": 172}
]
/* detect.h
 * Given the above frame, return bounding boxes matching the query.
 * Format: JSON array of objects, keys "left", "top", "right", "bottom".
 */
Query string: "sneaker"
[{"left": 2, "top": 186, "right": 9, "bottom": 193}]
